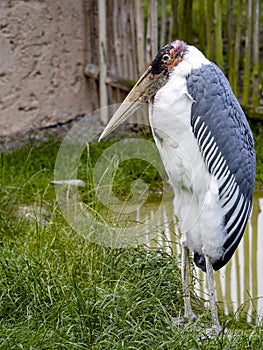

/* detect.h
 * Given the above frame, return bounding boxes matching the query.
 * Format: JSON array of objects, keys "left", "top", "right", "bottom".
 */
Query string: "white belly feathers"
[{"left": 149, "top": 63, "right": 226, "bottom": 262}]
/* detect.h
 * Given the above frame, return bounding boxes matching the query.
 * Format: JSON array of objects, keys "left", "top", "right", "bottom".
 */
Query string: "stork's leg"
[
  {"left": 181, "top": 245, "right": 197, "bottom": 322},
  {"left": 205, "top": 255, "right": 222, "bottom": 334}
]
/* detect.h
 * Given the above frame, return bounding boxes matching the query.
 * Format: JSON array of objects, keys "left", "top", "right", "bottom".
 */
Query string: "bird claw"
[
  {"left": 173, "top": 316, "right": 188, "bottom": 327},
  {"left": 173, "top": 316, "right": 223, "bottom": 338},
  {"left": 199, "top": 325, "right": 223, "bottom": 339},
  {"left": 173, "top": 313, "right": 198, "bottom": 327}
]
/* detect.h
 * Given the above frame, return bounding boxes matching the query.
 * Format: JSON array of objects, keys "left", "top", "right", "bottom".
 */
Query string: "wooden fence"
[{"left": 84, "top": 0, "right": 263, "bottom": 122}]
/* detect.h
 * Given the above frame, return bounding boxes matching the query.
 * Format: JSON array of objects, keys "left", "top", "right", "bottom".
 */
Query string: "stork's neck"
[{"left": 186, "top": 45, "right": 210, "bottom": 67}]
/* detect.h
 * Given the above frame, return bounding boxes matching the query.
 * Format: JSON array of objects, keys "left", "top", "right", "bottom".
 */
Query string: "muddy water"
[{"left": 120, "top": 192, "right": 263, "bottom": 324}]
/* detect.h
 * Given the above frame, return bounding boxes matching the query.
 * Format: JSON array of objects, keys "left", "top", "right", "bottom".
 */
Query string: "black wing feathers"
[{"left": 187, "top": 63, "right": 256, "bottom": 271}]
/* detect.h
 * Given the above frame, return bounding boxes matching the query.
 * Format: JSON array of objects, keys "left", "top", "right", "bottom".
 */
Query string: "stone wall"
[{"left": 0, "top": 0, "right": 90, "bottom": 137}]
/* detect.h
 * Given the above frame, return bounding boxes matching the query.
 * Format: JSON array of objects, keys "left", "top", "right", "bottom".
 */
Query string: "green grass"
[{"left": 0, "top": 135, "right": 262, "bottom": 349}]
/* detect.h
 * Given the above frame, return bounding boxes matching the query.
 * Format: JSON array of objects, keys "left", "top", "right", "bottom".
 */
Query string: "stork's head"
[
  {"left": 99, "top": 40, "right": 187, "bottom": 140},
  {"left": 151, "top": 40, "right": 187, "bottom": 75}
]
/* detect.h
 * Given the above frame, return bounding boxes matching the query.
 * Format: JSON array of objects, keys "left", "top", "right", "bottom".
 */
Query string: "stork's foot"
[
  {"left": 173, "top": 313, "right": 198, "bottom": 327},
  {"left": 173, "top": 317, "right": 187, "bottom": 327},
  {"left": 199, "top": 324, "right": 223, "bottom": 339},
  {"left": 213, "top": 324, "right": 223, "bottom": 335},
  {"left": 173, "top": 316, "right": 223, "bottom": 337}
]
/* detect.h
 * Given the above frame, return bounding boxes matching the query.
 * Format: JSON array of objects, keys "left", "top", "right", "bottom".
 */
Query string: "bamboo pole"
[
  {"left": 160, "top": 0, "right": 167, "bottom": 48},
  {"left": 183, "top": 0, "right": 193, "bottom": 42},
  {"left": 227, "top": 0, "right": 235, "bottom": 88},
  {"left": 233, "top": 0, "right": 243, "bottom": 97},
  {"left": 169, "top": 0, "right": 177, "bottom": 42},
  {"left": 205, "top": 0, "right": 214, "bottom": 60},
  {"left": 214, "top": 0, "right": 223, "bottom": 69},
  {"left": 199, "top": 0, "right": 206, "bottom": 52},
  {"left": 169, "top": 0, "right": 178, "bottom": 42},
  {"left": 242, "top": 0, "right": 253, "bottom": 105},
  {"left": 252, "top": 0, "right": 260, "bottom": 106},
  {"left": 177, "top": 0, "right": 184, "bottom": 40}
]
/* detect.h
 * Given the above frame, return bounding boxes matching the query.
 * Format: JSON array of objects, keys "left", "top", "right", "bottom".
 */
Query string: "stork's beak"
[{"left": 99, "top": 66, "right": 168, "bottom": 141}]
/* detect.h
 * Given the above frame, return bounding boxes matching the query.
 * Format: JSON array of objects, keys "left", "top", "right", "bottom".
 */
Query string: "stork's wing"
[{"left": 187, "top": 63, "right": 256, "bottom": 270}]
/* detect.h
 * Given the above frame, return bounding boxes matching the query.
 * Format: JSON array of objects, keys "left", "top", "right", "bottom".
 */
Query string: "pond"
[{"left": 116, "top": 192, "right": 263, "bottom": 325}]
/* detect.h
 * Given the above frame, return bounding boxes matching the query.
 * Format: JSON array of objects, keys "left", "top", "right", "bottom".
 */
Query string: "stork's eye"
[{"left": 162, "top": 54, "right": 171, "bottom": 62}]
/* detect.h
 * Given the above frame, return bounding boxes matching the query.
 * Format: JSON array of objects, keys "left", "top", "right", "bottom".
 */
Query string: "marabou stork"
[{"left": 99, "top": 40, "right": 256, "bottom": 333}]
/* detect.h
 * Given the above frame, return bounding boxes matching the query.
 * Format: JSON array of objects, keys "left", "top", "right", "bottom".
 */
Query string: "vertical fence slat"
[
  {"left": 151, "top": 0, "right": 158, "bottom": 53},
  {"left": 146, "top": 2, "right": 152, "bottom": 65},
  {"left": 85, "top": 0, "right": 99, "bottom": 111},
  {"left": 146, "top": 4, "right": 151, "bottom": 65},
  {"left": 128, "top": 1, "right": 137, "bottom": 79},
  {"left": 112, "top": 1, "right": 121, "bottom": 75},
  {"left": 129, "top": 1, "right": 137, "bottom": 79},
  {"left": 120, "top": 2, "right": 127, "bottom": 79},
  {"left": 125, "top": 1, "right": 131, "bottom": 78},
  {"left": 98, "top": 0, "right": 108, "bottom": 123},
  {"left": 135, "top": 0, "right": 145, "bottom": 76}
]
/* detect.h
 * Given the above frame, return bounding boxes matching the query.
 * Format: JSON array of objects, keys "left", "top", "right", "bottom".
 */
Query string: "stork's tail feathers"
[
  {"left": 194, "top": 248, "right": 238, "bottom": 272},
  {"left": 194, "top": 252, "right": 206, "bottom": 272}
]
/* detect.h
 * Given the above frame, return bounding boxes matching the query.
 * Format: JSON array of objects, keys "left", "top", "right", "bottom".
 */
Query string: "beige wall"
[{"left": 0, "top": 0, "right": 90, "bottom": 137}]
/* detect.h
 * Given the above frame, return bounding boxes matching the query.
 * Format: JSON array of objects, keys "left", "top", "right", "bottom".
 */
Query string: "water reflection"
[{"left": 119, "top": 193, "right": 263, "bottom": 324}]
